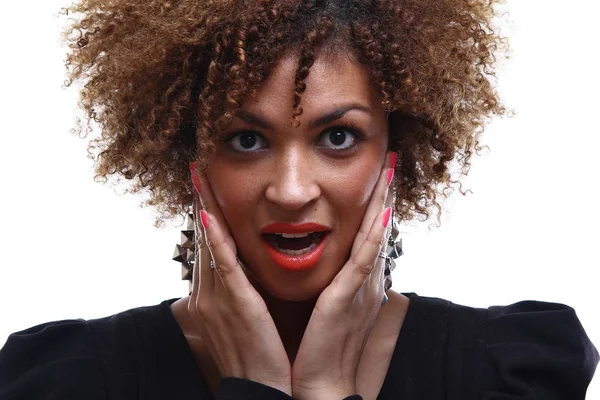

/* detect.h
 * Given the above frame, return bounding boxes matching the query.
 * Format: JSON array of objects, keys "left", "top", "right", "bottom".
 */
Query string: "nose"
[{"left": 265, "top": 148, "right": 321, "bottom": 211}]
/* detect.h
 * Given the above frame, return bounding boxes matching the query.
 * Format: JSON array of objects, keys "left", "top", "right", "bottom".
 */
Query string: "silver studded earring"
[
  {"left": 380, "top": 204, "right": 403, "bottom": 306},
  {"left": 172, "top": 213, "right": 196, "bottom": 294},
  {"left": 384, "top": 213, "right": 403, "bottom": 291}
]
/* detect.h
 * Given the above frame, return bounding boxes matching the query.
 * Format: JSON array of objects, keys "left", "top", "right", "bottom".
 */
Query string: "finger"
[
  {"left": 200, "top": 210, "right": 253, "bottom": 297},
  {"left": 367, "top": 245, "right": 387, "bottom": 295},
  {"left": 366, "top": 186, "right": 395, "bottom": 290},
  {"left": 340, "top": 207, "right": 392, "bottom": 296},
  {"left": 383, "top": 185, "right": 394, "bottom": 240},
  {"left": 190, "top": 194, "right": 214, "bottom": 305},
  {"left": 350, "top": 152, "right": 396, "bottom": 256},
  {"left": 190, "top": 163, "right": 236, "bottom": 254}
]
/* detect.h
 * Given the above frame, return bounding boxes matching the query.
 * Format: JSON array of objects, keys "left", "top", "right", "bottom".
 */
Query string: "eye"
[
  {"left": 226, "top": 131, "right": 268, "bottom": 152},
  {"left": 318, "top": 127, "right": 361, "bottom": 150}
]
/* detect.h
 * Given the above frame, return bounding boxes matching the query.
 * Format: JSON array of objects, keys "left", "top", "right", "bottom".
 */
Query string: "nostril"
[{"left": 264, "top": 183, "right": 321, "bottom": 210}]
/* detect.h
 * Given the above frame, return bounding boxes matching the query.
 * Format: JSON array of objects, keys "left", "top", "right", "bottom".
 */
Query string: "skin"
[{"left": 171, "top": 51, "right": 410, "bottom": 399}]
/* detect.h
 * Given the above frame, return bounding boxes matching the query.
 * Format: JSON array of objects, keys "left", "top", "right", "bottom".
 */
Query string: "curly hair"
[{"left": 60, "top": 0, "right": 507, "bottom": 227}]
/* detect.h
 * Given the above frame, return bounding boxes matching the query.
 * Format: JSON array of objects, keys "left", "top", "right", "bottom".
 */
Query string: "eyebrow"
[{"left": 234, "top": 103, "right": 372, "bottom": 130}]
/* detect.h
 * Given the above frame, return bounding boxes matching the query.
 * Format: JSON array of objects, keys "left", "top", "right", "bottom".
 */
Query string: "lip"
[
  {"left": 260, "top": 222, "right": 331, "bottom": 234},
  {"left": 260, "top": 222, "right": 331, "bottom": 271}
]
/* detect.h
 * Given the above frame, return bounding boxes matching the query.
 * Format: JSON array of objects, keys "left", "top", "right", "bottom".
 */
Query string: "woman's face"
[{"left": 206, "top": 52, "right": 389, "bottom": 301}]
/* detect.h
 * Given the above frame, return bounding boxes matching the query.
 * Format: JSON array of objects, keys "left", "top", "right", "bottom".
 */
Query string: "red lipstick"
[
  {"left": 261, "top": 222, "right": 330, "bottom": 234},
  {"left": 260, "top": 223, "right": 330, "bottom": 271}
]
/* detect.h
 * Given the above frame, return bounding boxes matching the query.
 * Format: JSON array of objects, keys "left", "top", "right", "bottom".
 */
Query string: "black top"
[{"left": 0, "top": 293, "right": 597, "bottom": 400}]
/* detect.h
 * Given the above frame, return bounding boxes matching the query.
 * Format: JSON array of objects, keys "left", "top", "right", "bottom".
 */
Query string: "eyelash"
[{"left": 222, "top": 124, "right": 366, "bottom": 154}]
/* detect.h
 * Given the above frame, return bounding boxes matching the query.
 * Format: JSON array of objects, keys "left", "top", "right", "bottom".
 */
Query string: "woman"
[{"left": 0, "top": 0, "right": 597, "bottom": 399}]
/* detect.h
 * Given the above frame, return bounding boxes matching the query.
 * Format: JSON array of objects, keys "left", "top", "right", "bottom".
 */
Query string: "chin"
[{"left": 245, "top": 266, "right": 332, "bottom": 303}]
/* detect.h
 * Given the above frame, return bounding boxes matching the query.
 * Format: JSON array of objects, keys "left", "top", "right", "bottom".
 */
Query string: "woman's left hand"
[{"left": 291, "top": 153, "right": 395, "bottom": 400}]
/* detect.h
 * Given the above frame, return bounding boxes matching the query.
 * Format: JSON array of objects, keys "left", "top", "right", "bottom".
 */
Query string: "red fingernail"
[
  {"left": 189, "top": 162, "right": 201, "bottom": 194},
  {"left": 386, "top": 168, "right": 394, "bottom": 186},
  {"left": 382, "top": 207, "right": 392, "bottom": 228},
  {"left": 389, "top": 152, "right": 398, "bottom": 168},
  {"left": 200, "top": 210, "right": 209, "bottom": 230}
]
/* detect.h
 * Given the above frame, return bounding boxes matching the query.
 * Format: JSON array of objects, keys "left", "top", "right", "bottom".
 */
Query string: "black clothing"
[{"left": 0, "top": 293, "right": 597, "bottom": 399}]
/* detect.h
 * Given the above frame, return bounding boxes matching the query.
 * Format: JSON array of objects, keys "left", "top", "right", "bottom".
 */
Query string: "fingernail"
[
  {"left": 386, "top": 168, "right": 394, "bottom": 186},
  {"left": 189, "top": 162, "right": 201, "bottom": 194},
  {"left": 389, "top": 152, "right": 398, "bottom": 168},
  {"left": 200, "top": 210, "right": 209, "bottom": 230},
  {"left": 382, "top": 207, "right": 392, "bottom": 228}
]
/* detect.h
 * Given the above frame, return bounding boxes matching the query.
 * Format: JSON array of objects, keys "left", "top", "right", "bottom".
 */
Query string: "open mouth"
[
  {"left": 260, "top": 230, "right": 330, "bottom": 271},
  {"left": 262, "top": 232, "right": 327, "bottom": 256}
]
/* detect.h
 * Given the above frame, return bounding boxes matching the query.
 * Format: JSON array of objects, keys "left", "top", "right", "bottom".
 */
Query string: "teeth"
[
  {"left": 275, "top": 241, "right": 318, "bottom": 256},
  {"left": 279, "top": 232, "right": 311, "bottom": 238}
]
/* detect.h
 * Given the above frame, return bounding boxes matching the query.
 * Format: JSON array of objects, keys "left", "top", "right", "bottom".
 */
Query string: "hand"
[
  {"left": 187, "top": 165, "right": 292, "bottom": 395},
  {"left": 291, "top": 153, "right": 396, "bottom": 400}
]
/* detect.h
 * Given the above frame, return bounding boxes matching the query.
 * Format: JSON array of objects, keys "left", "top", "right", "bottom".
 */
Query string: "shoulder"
[
  {"left": 0, "top": 318, "right": 106, "bottom": 399},
  {"left": 0, "top": 300, "right": 177, "bottom": 399},
  {"left": 482, "top": 299, "right": 599, "bottom": 398},
  {"left": 398, "top": 293, "right": 599, "bottom": 399}
]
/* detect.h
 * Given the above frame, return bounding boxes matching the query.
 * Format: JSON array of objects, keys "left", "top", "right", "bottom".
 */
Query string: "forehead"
[{"left": 243, "top": 51, "right": 384, "bottom": 123}]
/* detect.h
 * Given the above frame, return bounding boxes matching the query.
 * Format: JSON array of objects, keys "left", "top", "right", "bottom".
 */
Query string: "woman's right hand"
[{"left": 188, "top": 165, "right": 292, "bottom": 395}]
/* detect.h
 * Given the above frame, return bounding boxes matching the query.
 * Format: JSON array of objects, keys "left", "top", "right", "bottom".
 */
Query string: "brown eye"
[
  {"left": 227, "top": 131, "right": 267, "bottom": 152},
  {"left": 239, "top": 133, "right": 257, "bottom": 149},
  {"left": 318, "top": 127, "right": 359, "bottom": 150}
]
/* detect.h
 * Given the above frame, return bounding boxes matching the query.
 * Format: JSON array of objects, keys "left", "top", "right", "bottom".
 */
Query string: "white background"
[{"left": 1, "top": 0, "right": 598, "bottom": 397}]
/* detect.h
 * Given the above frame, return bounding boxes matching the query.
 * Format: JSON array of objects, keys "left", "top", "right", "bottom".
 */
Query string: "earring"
[
  {"left": 172, "top": 213, "right": 196, "bottom": 293},
  {"left": 379, "top": 205, "right": 403, "bottom": 306},
  {"left": 384, "top": 216, "right": 403, "bottom": 291}
]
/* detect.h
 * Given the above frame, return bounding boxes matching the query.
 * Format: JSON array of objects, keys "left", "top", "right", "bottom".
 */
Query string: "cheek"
[
  {"left": 205, "top": 163, "right": 260, "bottom": 224},
  {"left": 327, "top": 160, "right": 381, "bottom": 213}
]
